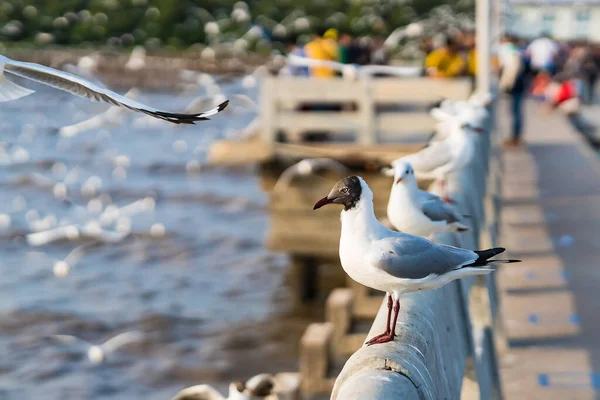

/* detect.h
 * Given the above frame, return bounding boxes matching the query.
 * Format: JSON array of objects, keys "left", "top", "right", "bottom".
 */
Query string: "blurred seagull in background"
[
  {"left": 31, "top": 243, "right": 94, "bottom": 278},
  {"left": 51, "top": 331, "right": 144, "bottom": 364},
  {"left": 0, "top": 55, "right": 228, "bottom": 124},
  {"left": 273, "top": 158, "right": 349, "bottom": 193},
  {"left": 385, "top": 160, "right": 469, "bottom": 239}
]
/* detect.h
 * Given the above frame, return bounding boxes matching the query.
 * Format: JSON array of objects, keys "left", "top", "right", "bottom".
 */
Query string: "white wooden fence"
[{"left": 259, "top": 76, "right": 472, "bottom": 145}]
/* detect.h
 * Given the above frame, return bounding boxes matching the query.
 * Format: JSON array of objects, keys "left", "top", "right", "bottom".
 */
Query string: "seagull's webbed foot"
[
  {"left": 365, "top": 330, "right": 391, "bottom": 345},
  {"left": 365, "top": 295, "right": 394, "bottom": 346},
  {"left": 366, "top": 333, "right": 395, "bottom": 345}
]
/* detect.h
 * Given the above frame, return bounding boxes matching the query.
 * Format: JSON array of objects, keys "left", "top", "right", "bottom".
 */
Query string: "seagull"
[
  {"left": 31, "top": 243, "right": 94, "bottom": 277},
  {"left": 51, "top": 331, "right": 144, "bottom": 364},
  {"left": 273, "top": 158, "right": 349, "bottom": 193},
  {"left": 0, "top": 55, "right": 228, "bottom": 124},
  {"left": 400, "top": 109, "right": 481, "bottom": 201},
  {"left": 313, "top": 176, "right": 519, "bottom": 345},
  {"left": 386, "top": 161, "right": 469, "bottom": 239},
  {"left": 27, "top": 221, "right": 128, "bottom": 246}
]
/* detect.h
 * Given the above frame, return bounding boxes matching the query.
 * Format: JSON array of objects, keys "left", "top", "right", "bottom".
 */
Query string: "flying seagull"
[
  {"left": 0, "top": 55, "right": 228, "bottom": 124},
  {"left": 314, "top": 176, "right": 519, "bottom": 345},
  {"left": 51, "top": 331, "right": 144, "bottom": 364}
]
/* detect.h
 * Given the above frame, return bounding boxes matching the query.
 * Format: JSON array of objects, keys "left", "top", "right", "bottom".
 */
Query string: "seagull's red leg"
[
  {"left": 440, "top": 179, "right": 455, "bottom": 203},
  {"left": 367, "top": 299, "right": 400, "bottom": 345},
  {"left": 365, "top": 295, "right": 393, "bottom": 345}
]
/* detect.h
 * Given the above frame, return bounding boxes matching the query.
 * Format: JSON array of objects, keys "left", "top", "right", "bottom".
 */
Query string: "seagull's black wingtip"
[{"left": 218, "top": 100, "right": 230, "bottom": 111}]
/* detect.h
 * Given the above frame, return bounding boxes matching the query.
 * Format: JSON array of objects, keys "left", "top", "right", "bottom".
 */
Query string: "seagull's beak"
[
  {"left": 473, "top": 126, "right": 487, "bottom": 134},
  {"left": 313, "top": 196, "right": 332, "bottom": 210},
  {"left": 395, "top": 177, "right": 403, "bottom": 184}
]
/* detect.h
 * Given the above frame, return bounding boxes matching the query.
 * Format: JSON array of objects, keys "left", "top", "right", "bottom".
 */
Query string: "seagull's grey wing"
[
  {"left": 51, "top": 335, "right": 92, "bottom": 349},
  {"left": 64, "top": 242, "right": 95, "bottom": 265},
  {"left": 421, "top": 197, "right": 461, "bottom": 223},
  {"left": 374, "top": 235, "right": 477, "bottom": 279},
  {"left": 3, "top": 57, "right": 228, "bottom": 124},
  {"left": 101, "top": 331, "right": 144, "bottom": 353}
]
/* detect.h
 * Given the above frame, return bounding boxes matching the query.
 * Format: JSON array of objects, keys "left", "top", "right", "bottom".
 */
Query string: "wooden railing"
[{"left": 259, "top": 76, "right": 472, "bottom": 145}]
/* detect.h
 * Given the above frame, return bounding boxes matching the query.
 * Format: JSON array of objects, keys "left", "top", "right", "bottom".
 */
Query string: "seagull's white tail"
[
  {"left": 0, "top": 75, "right": 35, "bottom": 102},
  {"left": 449, "top": 222, "right": 470, "bottom": 232}
]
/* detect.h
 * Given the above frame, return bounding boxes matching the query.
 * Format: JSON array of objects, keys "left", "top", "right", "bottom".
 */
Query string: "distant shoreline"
[{"left": 5, "top": 47, "right": 271, "bottom": 91}]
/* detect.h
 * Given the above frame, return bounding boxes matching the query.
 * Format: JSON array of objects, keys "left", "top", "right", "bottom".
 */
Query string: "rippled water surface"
[{"left": 0, "top": 78, "right": 312, "bottom": 399}]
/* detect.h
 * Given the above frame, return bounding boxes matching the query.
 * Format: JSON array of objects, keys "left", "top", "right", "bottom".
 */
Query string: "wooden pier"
[{"left": 205, "top": 74, "right": 505, "bottom": 399}]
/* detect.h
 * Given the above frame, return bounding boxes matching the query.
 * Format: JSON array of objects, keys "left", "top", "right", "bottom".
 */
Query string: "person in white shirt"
[{"left": 527, "top": 33, "right": 559, "bottom": 74}]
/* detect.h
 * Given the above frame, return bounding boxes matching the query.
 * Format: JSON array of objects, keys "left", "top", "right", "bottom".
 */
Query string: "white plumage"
[{"left": 0, "top": 55, "right": 228, "bottom": 124}]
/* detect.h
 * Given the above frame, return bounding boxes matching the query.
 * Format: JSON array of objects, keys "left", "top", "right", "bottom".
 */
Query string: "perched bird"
[
  {"left": 400, "top": 108, "right": 481, "bottom": 201},
  {"left": 51, "top": 331, "right": 144, "bottom": 364},
  {"left": 0, "top": 55, "right": 228, "bottom": 124},
  {"left": 313, "top": 176, "right": 519, "bottom": 345},
  {"left": 386, "top": 161, "right": 469, "bottom": 239}
]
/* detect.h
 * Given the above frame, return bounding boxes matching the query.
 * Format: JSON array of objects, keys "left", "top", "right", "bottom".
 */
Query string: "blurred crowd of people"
[
  {"left": 497, "top": 32, "right": 599, "bottom": 147},
  {"left": 420, "top": 30, "right": 599, "bottom": 147},
  {"left": 285, "top": 28, "right": 390, "bottom": 77}
]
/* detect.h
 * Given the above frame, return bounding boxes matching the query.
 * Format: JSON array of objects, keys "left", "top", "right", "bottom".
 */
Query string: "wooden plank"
[
  {"left": 207, "top": 138, "right": 274, "bottom": 165},
  {"left": 498, "top": 254, "right": 568, "bottom": 291},
  {"left": 501, "top": 348, "right": 597, "bottom": 400},
  {"left": 276, "top": 111, "right": 362, "bottom": 132},
  {"left": 260, "top": 76, "right": 277, "bottom": 141},
  {"left": 501, "top": 292, "right": 581, "bottom": 341},
  {"left": 502, "top": 204, "right": 546, "bottom": 226},
  {"left": 208, "top": 139, "right": 421, "bottom": 166},
  {"left": 377, "top": 113, "right": 436, "bottom": 135},
  {"left": 372, "top": 78, "right": 472, "bottom": 103},
  {"left": 272, "top": 142, "right": 422, "bottom": 164},
  {"left": 501, "top": 225, "right": 554, "bottom": 254},
  {"left": 269, "top": 76, "right": 362, "bottom": 102}
]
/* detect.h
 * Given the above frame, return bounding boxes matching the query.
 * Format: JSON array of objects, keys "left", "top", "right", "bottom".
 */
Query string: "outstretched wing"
[
  {"left": 51, "top": 334, "right": 92, "bottom": 349},
  {"left": 102, "top": 331, "right": 144, "bottom": 353},
  {"left": 374, "top": 234, "right": 478, "bottom": 279},
  {"left": 2, "top": 56, "right": 228, "bottom": 124},
  {"left": 64, "top": 242, "right": 95, "bottom": 265}
]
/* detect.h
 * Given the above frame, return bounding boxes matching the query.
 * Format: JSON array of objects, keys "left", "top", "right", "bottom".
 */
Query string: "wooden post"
[
  {"left": 357, "top": 78, "right": 375, "bottom": 145},
  {"left": 476, "top": 0, "right": 492, "bottom": 94},
  {"left": 260, "top": 76, "right": 277, "bottom": 142}
]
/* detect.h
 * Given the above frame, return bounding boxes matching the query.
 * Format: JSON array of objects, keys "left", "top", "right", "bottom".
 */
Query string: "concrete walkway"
[{"left": 498, "top": 100, "right": 600, "bottom": 399}]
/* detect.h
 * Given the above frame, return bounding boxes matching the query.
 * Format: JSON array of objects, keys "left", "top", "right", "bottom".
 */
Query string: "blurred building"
[{"left": 507, "top": 0, "right": 600, "bottom": 41}]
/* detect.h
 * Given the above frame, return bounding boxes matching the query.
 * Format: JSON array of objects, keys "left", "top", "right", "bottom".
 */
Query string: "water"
[{"left": 0, "top": 78, "right": 312, "bottom": 399}]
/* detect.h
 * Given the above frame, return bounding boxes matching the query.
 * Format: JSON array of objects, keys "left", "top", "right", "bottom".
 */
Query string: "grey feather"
[
  {"left": 421, "top": 197, "right": 462, "bottom": 223},
  {"left": 375, "top": 235, "right": 478, "bottom": 279}
]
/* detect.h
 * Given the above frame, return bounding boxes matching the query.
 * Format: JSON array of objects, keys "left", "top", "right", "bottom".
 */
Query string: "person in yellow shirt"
[
  {"left": 424, "top": 37, "right": 466, "bottom": 78},
  {"left": 304, "top": 28, "right": 340, "bottom": 78}
]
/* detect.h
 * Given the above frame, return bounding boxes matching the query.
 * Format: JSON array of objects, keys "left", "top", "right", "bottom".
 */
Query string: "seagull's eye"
[
  {"left": 341, "top": 187, "right": 349, "bottom": 194},
  {"left": 405, "top": 169, "right": 409, "bottom": 174}
]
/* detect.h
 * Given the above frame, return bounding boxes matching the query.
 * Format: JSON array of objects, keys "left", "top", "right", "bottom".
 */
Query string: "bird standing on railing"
[
  {"left": 385, "top": 160, "right": 469, "bottom": 239},
  {"left": 0, "top": 55, "right": 228, "bottom": 124},
  {"left": 313, "top": 176, "right": 519, "bottom": 345},
  {"left": 399, "top": 107, "right": 484, "bottom": 202}
]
